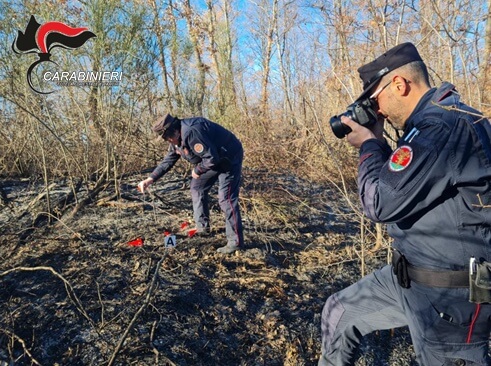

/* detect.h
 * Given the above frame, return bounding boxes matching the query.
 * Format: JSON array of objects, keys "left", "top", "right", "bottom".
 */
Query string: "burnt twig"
[{"left": 107, "top": 253, "right": 169, "bottom": 366}]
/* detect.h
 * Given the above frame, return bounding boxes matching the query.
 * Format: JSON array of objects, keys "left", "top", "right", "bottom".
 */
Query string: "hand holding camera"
[
  {"left": 342, "top": 117, "right": 378, "bottom": 148},
  {"left": 330, "top": 97, "right": 385, "bottom": 147},
  {"left": 329, "top": 98, "right": 379, "bottom": 139}
]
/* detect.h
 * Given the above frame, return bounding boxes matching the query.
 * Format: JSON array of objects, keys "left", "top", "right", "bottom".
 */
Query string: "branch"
[
  {"left": 0, "top": 266, "right": 95, "bottom": 328},
  {"left": 0, "top": 328, "right": 42, "bottom": 366},
  {"left": 431, "top": 101, "right": 490, "bottom": 122},
  {"left": 106, "top": 253, "right": 168, "bottom": 366}
]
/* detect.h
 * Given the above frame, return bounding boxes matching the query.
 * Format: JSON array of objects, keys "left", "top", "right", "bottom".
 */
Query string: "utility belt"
[
  {"left": 391, "top": 249, "right": 468, "bottom": 288},
  {"left": 392, "top": 250, "right": 491, "bottom": 304}
]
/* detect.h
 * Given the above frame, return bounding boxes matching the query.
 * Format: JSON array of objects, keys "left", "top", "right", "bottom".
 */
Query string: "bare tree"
[
  {"left": 151, "top": 0, "right": 173, "bottom": 112},
  {"left": 181, "top": 0, "right": 207, "bottom": 115},
  {"left": 480, "top": 0, "right": 491, "bottom": 114},
  {"left": 222, "top": 0, "right": 238, "bottom": 112},
  {"left": 246, "top": 0, "right": 280, "bottom": 120},
  {"left": 166, "top": 0, "right": 185, "bottom": 111},
  {"left": 274, "top": 0, "right": 296, "bottom": 123},
  {"left": 259, "top": 0, "right": 278, "bottom": 119},
  {"left": 206, "top": 0, "right": 238, "bottom": 119}
]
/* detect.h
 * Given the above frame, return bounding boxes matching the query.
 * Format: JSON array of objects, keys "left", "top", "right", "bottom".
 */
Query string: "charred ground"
[{"left": 0, "top": 169, "right": 416, "bottom": 365}]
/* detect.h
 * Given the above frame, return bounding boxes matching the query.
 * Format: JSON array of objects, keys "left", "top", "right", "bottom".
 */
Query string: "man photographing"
[
  {"left": 138, "top": 114, "right": 244, "bottom": 254},
  {"left": 319, "top": 43, "right": 491, "bottom": 365}
]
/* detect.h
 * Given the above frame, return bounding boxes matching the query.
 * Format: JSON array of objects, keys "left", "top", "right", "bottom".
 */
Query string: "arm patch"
[{"left": 194, "top": 143, "right": 204, "bottom": 154}]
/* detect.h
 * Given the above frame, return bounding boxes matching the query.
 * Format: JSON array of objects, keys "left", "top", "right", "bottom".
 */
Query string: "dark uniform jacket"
[
  {"left": 358, "top": 82, "right": 491, "bottom": 271},
  {"left": 150, "top": 117, "right": 243, "bottom": 181}
]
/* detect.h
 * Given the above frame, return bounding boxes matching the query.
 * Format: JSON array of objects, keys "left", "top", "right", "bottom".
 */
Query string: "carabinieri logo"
[{"left": 12, "top": 15, "right": 96, "bottom": 94}]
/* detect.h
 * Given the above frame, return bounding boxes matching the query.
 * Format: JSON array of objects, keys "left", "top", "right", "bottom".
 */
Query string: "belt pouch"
[
  {"left": 469, "top": 260, "right": 491, "bottom": 304},
  {"left": 393, "top": 252, "right": 411, "bottom": 288}
]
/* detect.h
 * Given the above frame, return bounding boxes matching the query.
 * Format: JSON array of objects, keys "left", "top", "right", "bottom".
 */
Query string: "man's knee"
[
  {"left": 319, "top": 292, "right": 365, "bottom": 366},
  {"left": 320, "top": 294, "right": 345, "bottom": 352}
]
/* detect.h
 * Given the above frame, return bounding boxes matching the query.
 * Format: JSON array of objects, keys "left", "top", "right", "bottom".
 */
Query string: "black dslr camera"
[{"left": 329, "top": 98, "right": 378, "bottom": 139}]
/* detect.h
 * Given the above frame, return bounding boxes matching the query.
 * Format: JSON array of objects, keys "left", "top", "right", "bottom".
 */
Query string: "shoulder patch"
[
  {"left": 194, "top": 143, "right": 204, "bottom": 154},
  {"left": 389, "top": 145, "right": 413, "bottom": 172}
]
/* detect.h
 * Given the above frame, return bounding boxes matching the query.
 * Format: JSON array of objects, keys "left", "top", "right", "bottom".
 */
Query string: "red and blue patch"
[{"left": 389, "top": 145, "right": 413, "bottom": 172}]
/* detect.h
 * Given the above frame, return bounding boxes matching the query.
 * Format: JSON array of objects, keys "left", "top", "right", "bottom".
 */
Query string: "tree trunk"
[
  {"left": 260, "top": 0, "right": 279, "bottom": 119},
  {"left": 151, "top": 0, "right": 173, "bottom": 112},
  {"left": 206, "top": 0, "right": 226, "bottom": 115},
  {"left": 223, "top": 0, "right": 238, "bottom": 111},
  {"left": 273, "top": 1, "right": 295, "bottom": 123},
  {"left": 183, "top": 0, "right": 206, "bottom": 115},
  {"left": 481, "top": 0, "right": 491, "bottom": 114},
  {"left": 168, "top": 0, "right": 184, "bottom": 111}
]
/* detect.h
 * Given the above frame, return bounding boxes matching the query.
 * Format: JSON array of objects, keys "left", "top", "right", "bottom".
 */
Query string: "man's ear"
[{"left": 393, "top": 75, "right": 409, "bottom": 96}]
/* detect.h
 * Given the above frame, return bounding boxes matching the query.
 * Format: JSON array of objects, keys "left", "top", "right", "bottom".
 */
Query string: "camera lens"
[{"left": 329, "top": 113, "right": 352, "bottom": 139}]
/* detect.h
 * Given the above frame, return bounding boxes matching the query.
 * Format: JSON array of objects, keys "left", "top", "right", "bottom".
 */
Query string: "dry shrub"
[{"left": 232, "top": 112, "right": 359, "bottom": 190}]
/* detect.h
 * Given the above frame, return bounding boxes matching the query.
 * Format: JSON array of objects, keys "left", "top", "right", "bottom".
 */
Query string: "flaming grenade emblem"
[{"left": 12, "top": 15, "right": 96, "bottom": 94}]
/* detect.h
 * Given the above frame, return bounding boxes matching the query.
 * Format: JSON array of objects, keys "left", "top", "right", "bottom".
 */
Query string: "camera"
[{"left": 329, "top": 98, "right": 378, "bottom": 139}]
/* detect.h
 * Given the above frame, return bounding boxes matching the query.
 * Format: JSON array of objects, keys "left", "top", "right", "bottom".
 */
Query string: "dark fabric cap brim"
[
  {"left": 152, "top": 114, "right": 176, "bottom": 135},
  {"left": 355, "top": 42, "right": 423, "bottom": 101},
  {"left": 356, "top": 68, "right": 389, "bottom": 102}
]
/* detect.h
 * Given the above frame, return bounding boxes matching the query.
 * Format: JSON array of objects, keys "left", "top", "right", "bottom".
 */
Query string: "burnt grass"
[{"left": 0, "top": 169, "right": 416, "bottom": 365}]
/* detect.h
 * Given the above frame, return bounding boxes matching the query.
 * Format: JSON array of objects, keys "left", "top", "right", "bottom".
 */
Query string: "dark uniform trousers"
[
  {"left": 319, "top": 265, "right": 491, "bottom": 365},
  {"left": 190, "top": 150, "right": 244, "bottom": 247}
]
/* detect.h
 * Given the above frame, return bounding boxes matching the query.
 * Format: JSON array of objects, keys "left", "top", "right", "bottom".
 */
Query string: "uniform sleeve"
[
  {"left": 149, "top": 144, "right": 180, "bottom": 181},
  {"left": 187, "top": 130, "right": 220, "bottom": 175},
  {"left": 359, "top": 121, "right": 453, "bottom": 223}
]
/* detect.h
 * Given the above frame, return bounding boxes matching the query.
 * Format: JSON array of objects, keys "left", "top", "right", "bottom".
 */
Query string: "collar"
[
  {"left": 404, "top": 82, "right": 458, "bottom": 132},
  {"left": 404, "top": 88, "right": 436, "bottom": 132}
]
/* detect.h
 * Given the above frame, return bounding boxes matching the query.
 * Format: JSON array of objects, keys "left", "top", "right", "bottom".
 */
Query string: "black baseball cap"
[{"left": 356, "top": 42, "right": 423, "bottom": 101}]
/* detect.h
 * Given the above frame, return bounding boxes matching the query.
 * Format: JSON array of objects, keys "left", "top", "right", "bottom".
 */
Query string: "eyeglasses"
[{"left": 369, "top": 80, "right": 392, "bottom": 101}]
